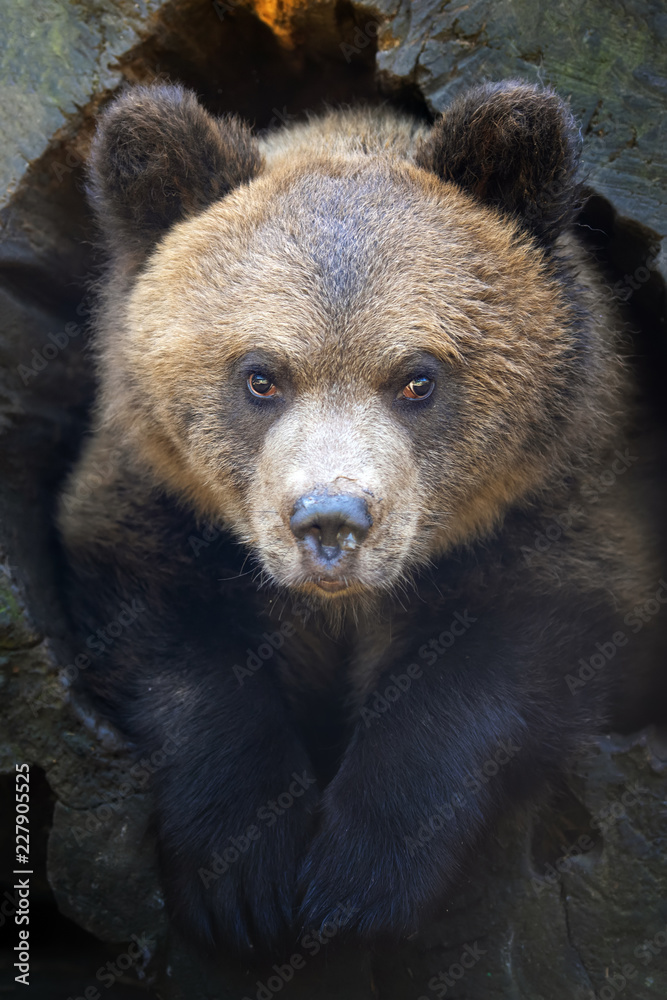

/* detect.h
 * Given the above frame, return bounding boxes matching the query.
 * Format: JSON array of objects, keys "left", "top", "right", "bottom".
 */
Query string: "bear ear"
[
  {"left": 87, "top": 85, "right": 262, "bottom": 264},
  {"left": 415, "top": 81, "right": 582, "bottom": 245}
]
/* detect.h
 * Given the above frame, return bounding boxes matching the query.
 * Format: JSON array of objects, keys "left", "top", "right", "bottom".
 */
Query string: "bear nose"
[{"left": 290, "top": 493, "right": 372, "bottom": 561}]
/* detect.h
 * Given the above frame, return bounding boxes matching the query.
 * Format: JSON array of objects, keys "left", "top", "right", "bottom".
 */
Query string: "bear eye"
[
  {"left": 247, "top": 373, "right": 278, "bottom": 397},
  {"left": 401, "top": 377, "right": 435, "bottom": 400}
]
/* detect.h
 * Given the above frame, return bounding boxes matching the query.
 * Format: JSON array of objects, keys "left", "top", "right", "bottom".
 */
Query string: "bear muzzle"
[{"left": 290, "top": 491, "right": 372, "bottom": 592}]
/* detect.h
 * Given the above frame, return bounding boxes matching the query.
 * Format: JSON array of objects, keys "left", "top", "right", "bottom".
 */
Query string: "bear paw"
[
  {"left": 297, "top": 790, "right": 439, "bottom": 942},
  {"left": 158, "top": 774, "right": 319, "bottom": 956}
]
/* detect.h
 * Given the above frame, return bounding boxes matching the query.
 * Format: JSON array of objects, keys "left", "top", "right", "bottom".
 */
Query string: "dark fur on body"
[{"left": 58, "top": 82, "right": 664, "bottom": 956}]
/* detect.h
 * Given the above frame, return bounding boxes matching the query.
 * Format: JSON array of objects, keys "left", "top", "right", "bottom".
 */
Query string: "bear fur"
[{"left": 58, "top": 81, "right": 665, "bottom": 957}]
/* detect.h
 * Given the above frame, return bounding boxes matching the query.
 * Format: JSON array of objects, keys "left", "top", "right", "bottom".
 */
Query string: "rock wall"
[{"left": 1, "top": 1, "right": 665, "bottom": 996}]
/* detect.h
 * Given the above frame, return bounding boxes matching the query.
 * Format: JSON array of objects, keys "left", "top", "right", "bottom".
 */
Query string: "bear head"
[{"left": 86, "top": 82, "right": 615, "bottom": 610}]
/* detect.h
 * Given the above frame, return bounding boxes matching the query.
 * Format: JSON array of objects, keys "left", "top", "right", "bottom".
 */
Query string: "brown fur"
[{"left": 55, "top": 83, "right": 664, "bottom": 956}]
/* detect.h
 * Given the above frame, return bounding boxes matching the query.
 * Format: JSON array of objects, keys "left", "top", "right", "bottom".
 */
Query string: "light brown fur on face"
[{"left": 79, "top": 105, "right": 627, "bottom": 608}]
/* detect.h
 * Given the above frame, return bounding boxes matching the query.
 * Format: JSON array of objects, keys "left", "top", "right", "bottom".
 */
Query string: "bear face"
[{"left": 87, "top": 85, "right": 619, "bottom": 609}]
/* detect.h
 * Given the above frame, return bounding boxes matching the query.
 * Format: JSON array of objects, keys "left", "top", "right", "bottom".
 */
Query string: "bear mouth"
[{"left": 310, "top": 578, "right": 350, "bottom": 594}]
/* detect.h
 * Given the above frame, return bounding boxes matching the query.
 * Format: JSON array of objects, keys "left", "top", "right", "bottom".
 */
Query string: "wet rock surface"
[{"left": 0, "top": 0, "right": 665, "bottom": 996}]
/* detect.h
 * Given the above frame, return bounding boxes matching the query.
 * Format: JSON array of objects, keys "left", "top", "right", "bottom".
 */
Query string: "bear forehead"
[{"left": 126, "top": 156, "right": 570, "bottom": 380}]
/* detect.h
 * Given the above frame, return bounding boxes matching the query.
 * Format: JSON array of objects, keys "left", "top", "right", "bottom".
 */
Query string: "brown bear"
[{"left": 57, "top": 80, "right": 664, "bottom": 957}]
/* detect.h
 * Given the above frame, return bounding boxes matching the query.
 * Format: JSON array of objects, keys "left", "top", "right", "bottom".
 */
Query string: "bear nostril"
[
  {"left": 337, "top": 529, "right": 359, "bottom": 552},
  {"left": 290, "top": 493, "right": 372, "bottom": 557}
]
